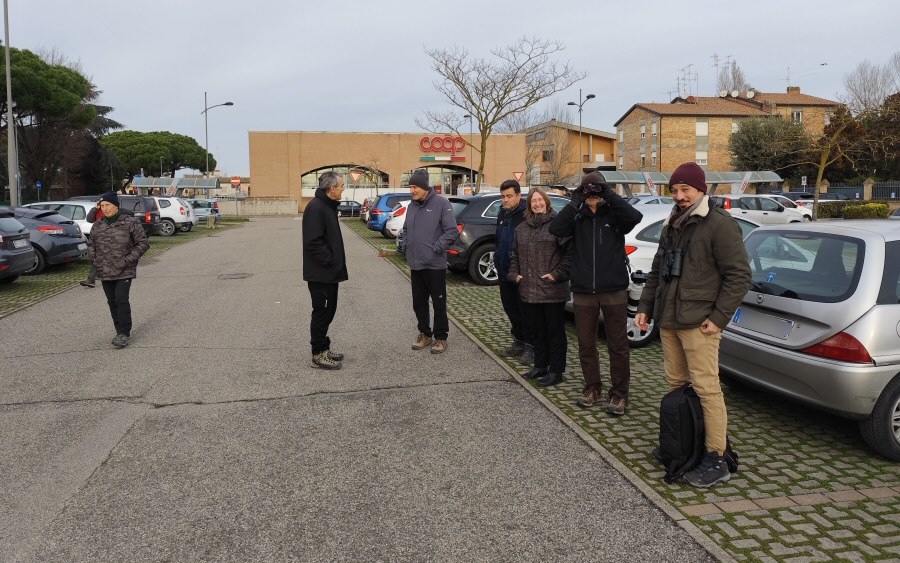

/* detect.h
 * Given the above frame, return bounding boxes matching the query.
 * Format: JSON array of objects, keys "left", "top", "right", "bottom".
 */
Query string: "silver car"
[{"left": 720, "top": 220, "right": 900, "bottom": 461}]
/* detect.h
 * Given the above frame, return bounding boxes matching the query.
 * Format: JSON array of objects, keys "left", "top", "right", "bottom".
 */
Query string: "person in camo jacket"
[{"left": 87, "top": 191, "right": 150, "bottom": 348}]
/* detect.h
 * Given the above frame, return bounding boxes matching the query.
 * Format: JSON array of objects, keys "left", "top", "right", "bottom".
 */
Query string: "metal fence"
[{"left": 829, "top": 186, "right": 864, "bottom": 199}]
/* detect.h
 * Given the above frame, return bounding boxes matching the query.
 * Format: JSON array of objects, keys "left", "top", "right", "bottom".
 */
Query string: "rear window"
[
  {"left": 878, "top": 241, "right": 900, "bottom": 304},
  {"left": 384, "top": 195, "right": 411, "bottom": 208},
  {"left": 448, "top": 199, "right": 470, "bottom": 217},
  {"left": 744, "top": 231, "right": 864, "bottom": 303},
  {"left": 0, "top": 217, "right": 25, "bottom": 232}
]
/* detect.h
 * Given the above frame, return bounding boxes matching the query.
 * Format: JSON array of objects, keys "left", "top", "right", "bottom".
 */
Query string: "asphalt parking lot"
[{"left": 345, "top": 219, "right": 900, "bottom": 562}]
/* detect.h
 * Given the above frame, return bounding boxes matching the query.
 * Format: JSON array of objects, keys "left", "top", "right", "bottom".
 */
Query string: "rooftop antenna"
[
  {"left": 780, "top": 67, "right": 791, "bottom": 88},
  {"left": 711, "top": 54, "right": 720, "bottom": 95}
]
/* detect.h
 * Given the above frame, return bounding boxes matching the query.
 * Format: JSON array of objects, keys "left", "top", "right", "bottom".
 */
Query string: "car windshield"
[{"left": 744, "top": 231, "right": 864, "bottom": 303}]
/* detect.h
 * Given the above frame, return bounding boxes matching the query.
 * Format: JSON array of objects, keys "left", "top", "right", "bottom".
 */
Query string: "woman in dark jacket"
[{"left": 508, "top": 187, "right": 571, "bottom": 387}]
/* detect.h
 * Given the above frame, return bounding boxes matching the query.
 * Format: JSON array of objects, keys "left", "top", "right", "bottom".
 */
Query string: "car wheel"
[
  {"left": 159, "top": 219, "right": 176, "bottom": 237},
  {"left": 0, "top": 274, "right": 19, "bottom": 284},
  {"left": 625, "top": 283, "right": 658, "bottom": 348},
  {"left": 803, "top": 215, "right": 811, "bottom": 221},
  {"left": 859, "top": 374, "right": 900, "bottom": 462},
  {"left": 24, "top": 249, "right": 47, "bottom": 275},
  {"left": 179, "top": 224, "right": 192, "bottom": 232},
  {"left": 381, "top": 224, "right": 396, "bottom": 239},
  {"left": 468, "top": 243, "right": 498, "bottom": 285}
]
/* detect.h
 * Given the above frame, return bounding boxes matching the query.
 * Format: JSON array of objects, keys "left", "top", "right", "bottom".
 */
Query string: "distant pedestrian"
[
  {"left": 495, "top": 179, "right": 534, "bottom": 364},
  {"left": 87, "top": 192, "right": 150, "bottom": 348},
  {"left": 401, "top": 168, "right": 458, "bottom": 354},
  {"left": 549, "top": 173, "right": 643, "bottom": 416},
  {"left": 508, "top": 187, "right": 570, "bottom": 387},
  {"left": 635, "top": 162, "right": 751, "bottom": 488},
  {"left": 303, "top": 171, "right": 349, "bottom": 370}
]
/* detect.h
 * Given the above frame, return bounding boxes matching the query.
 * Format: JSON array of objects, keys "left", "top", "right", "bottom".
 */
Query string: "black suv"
[
  {"left": 69, "top": 195, "right": 163, "bottom": 236},
  {"left": 0, "top": 210, "right": 34, "bottom": 284},
  {"left": 446, "top": 192, "right": 570, "bottom": 285}
]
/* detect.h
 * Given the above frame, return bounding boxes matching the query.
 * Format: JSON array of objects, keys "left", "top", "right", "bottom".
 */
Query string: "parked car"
[
  {"left": 337, "top": 200, "right": 362, "bottom": 217},
  {"left": 367, "top": 193, "right": 413, "bottom": 237},
  {"left": 384, "top": 200, "right": 412, "bottom": 238},
  {"left": 626, "top": 195, "right": 674, "bottom": 206},
  {"left": 361, "top": 196, "right": 377, "bottom": 223},
  {"left": 445, "top": 192, "right": 570, "bottom": 285},
  {"left": 151, "top": 196, "right": 193, "bottom": 236},
  {"left": 23, "top": 200, "right": 99, "bottom": 236},
  {"left": 0, "top": 211, "right": 34, "bottom": 284},
  {"left": 756, "top": 194, "right": 812, "bottom": 220},
  {"left": 179, "top": 199, "right": 199, "bottom": 232},
  {"left": 709, "top": 194, "right": 806, "bottom": 225},
  {"left": 891, "top": 207, "right": 900, "bottom": 220},
  {"left": 1, "top": 207, "right": 87, "bottom": 275},
  {"left": 562, "top": 205, "right": 761, "bottom": 348},
  {"left": 69, "top": 195, "right": 163, "bottom": 236},
  {"left": 720, "top": 220, "right": 900, "bottom": 461}
]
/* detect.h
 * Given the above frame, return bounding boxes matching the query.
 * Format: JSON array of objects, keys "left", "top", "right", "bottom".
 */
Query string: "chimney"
[
  {"left": 787, "top": 86, "right": 800, "bottom": 94},
  {"left": 686, "top": 95, "right": 696, "bottom": 104}
]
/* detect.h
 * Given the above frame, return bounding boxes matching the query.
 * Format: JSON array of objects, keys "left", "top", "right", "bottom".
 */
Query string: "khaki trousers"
[{"left": 660, "top": 327, "right": 727, "bottom": 455}]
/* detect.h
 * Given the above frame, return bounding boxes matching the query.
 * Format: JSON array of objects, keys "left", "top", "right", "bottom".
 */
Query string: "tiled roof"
[{"left": 755, "top": 92, "right": 839, "bottom": 106}]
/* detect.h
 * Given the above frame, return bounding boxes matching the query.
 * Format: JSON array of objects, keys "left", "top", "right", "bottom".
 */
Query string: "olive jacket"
[
  {"left": 507, "top": 209, "right": 571, "bottom": 304},
  {"left": 637, "top": 196, "right": 751, "bottom": 330},
  {"left": 87, "top": 212, "right": 150, "bottom": 280}
]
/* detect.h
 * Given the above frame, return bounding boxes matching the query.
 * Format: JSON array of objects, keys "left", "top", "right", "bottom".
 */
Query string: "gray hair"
[{"left": 318, "top": 171, "right": 343, "bottom": 191}]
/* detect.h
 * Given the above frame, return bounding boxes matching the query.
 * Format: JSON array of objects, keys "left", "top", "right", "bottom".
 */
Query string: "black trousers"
[
  {"left": 498, "top": 279, "right": 533, "bottom": 345},
  {"left": 524, "top": 301, "right": 568, "bottom": 374},
  {"left": 101, "top": 278, "right": 133, "bottom": 336},
  {"left": 308, "top": 281, "right": 339, "bottom": 355},
  {"left": 410, "top": 268, "right": 449, "bottom": 340}
]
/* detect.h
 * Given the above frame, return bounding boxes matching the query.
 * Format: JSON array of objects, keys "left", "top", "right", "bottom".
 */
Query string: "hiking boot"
[
  {"left": 499, "top": 340, "right": 525, "bottom": 358},
  {"left": 684, "top": 451, "right": 732, "bottom": 489},
  {"left": 431, "top": 340, "right": 448, "bottom": 354},
  {"left": 523, "top": 367, "right": 547, "bottom": 380},
  {"left": 607, "top": 395, "right": 626, "bottom": 417},
  {"left": 311, "top": 351, "right": 342, "bottom": 370},
  {"left": 537, "top": 371, "right": 564, "bottom": 387},
  {"left": 518, "top": 344, "right": 534, "bottom": 365},
  {"left": 577, "top": 387, "right": 603, "bottom": 408},
  {"left": 112, "top": 334, "right": 130, "bottom": 348},
  {"left": 412, "top": 333, "right": 433, "bottom": 350},
  {"left": 326, "top": 350, "right": 344, "bottom": 362},
  {"left": 80, "top": 279, "right": 95, "bottom": 288}
]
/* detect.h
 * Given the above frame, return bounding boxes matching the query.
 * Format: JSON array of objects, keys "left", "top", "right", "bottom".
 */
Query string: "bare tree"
[
  {"left": 417, "top": 37, "right": 585, "bottom": 190},
  {"left": 841, "top": 56, "right": 896, "bottom": 115},
  {"left": 717, "top": 60, "right": 750, "bottom": 93},
  {"left": 496, "top": 100, "right": 575, "bottom": 186}
]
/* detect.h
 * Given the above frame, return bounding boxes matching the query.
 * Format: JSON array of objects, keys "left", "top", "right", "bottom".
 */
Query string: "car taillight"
[
  {"left": 372, "top": 209, "right": 382, "bottom": 215},
  {"left": 456, "top": 224, "right": 464, "bottom": 233},
  {"left": 146, "top": 212, "right": 152, "bottom": 223},
  {"left": 801, "top": 332, "right": 873, "bottom": 364},
  {"left": 395, "top": 206, "right": 407, "bottom": 217},
  {"left": 625, "top": 245, "right": 637, "bottom": 255},
  {"left": 722, "top": 198, "right": 731, "bottom": 209},
  {"left": 180, "top": 206, "right": 185, "bottom": 215},
  {"left": 37, "top": 225, "right": 65, "bottom": 235}
]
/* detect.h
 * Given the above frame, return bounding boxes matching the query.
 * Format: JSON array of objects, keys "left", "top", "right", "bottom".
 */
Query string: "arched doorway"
[
  {"left": 300, "top": 164, "right": 389, "bottom": 203},
  {"left": 402, "top": 164, "right": 477, "bottom": 196}
]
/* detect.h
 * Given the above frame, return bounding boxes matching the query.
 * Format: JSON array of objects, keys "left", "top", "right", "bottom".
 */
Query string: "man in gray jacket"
[{"left": 401, "top": 169, "right": 458, "bottom": 354}]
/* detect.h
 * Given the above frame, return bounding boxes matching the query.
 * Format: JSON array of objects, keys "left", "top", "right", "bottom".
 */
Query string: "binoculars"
[{"left": 661, "top": 248, "right": 684, "bottom": 281}]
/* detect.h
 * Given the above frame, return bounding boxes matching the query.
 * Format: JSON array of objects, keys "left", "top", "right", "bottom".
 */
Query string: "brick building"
[
  {"left": 614, "top": 87, "right": 839, "bottom": 173},
  {"left": 520, "top": 120, "right": 617, "bottom": 186}
]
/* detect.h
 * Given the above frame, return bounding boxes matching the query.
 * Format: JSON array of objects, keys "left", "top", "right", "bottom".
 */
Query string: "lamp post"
[
  {"left": 201, "top": 92, "right": 234, "bottom": 176},
  {"left": 4, "top": 0, "right": 20, "bottom": 206},
  {"left": 567, "top": 89, "right": 595, "bottom": 182},
  {"left": 462, "top": 114, "right": 473, "bottom": 186},
  {"left": 160, "top": 156, "right": 164, "bottom": 177}
]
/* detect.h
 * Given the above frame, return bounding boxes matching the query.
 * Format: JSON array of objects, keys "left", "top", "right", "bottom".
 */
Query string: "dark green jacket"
[
  {"left": 637, "top": 196, "right": 751, "bottom": 330},
  {"left": 88, "top": 213, "right": 150, "bottom": 280}
]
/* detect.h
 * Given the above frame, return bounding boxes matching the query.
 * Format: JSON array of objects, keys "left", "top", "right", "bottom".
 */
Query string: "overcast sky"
[{"left": 10, "top": 0, "right": 898, "bottom": 176}]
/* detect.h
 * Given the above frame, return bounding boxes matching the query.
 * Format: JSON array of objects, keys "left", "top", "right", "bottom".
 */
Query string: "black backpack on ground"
[{"left": 657, "top": 383, "right": 739, "bottom": 484}]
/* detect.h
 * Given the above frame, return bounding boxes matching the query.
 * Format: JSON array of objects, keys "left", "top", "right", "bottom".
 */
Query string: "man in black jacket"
[
  {"left": 495, "top": 179, "right": 533, "bottom": 363},
  {"left": 549, "top": 173, "right": 643, "bottom": 416},
  {"left": 303, "top": 172, "right": 349, "bottom": 369}
]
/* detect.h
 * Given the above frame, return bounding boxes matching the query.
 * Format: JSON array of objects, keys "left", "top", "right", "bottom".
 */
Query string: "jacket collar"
[
  {"left": 663, "top": 195, "right": 710, "bottom": 227},
  {"left": 315, "top": 188, "right": 340, "bottom": 209},
  {"left": 502, "top": 199, "right": 526, "bottom": 218}
]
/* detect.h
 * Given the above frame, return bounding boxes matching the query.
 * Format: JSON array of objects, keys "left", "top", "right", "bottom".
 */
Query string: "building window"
[
  {"left": 824, "top": 111, "right": 832, "bottom": 126},
  {"left": 534, "top": 131, "right": 547, "bottom": 141},
  {"left": 542, "top": 150, "right": 553, "bottom": 162},
  {"left": 641, "top": 153, "right": 646, "bottom": 167},
  {"left": 792, "top": 110, "right": 803, "bottom": 123},
  {"left": 732, "top": 121, "right": 740, "bottom": 134},
  {"left": 618, "top": 129, "right": 624, "bottom": 142},
  {"left": 695, "top": 151, "right": 708, "bottom": 166},
  {"left": 618, "top": 156, "right": 624, "bottom": 169},
  {"left": 641, "top": 124, "right": 646, "bottom": 139},
  {"left": 696, "top": 121, "right": 709, "bottom": 137},
  {"left": 651, "top": 122, "right": 657, "bottom": 137},
  {"left": 651, "top": 151, "right": 657, "bottom": 167}
]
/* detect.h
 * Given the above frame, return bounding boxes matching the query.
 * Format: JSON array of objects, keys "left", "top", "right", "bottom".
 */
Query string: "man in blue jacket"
[
  {"left": 302, "top": 172, "right": 348, "bottom": 369},
  {"left": 495, "top": 179, "right": 534, "bottom": 364},
  {"left": 401, "top": 169, "right": 458, "bottom": 354},
  {"left": 549, "top": 173, "right": 643, "bottom": 416}
]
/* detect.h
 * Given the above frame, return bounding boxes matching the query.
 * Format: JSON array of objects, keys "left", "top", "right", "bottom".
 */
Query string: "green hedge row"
[{"left": 815, "top": 200, "right": 892, "bottom": 219}]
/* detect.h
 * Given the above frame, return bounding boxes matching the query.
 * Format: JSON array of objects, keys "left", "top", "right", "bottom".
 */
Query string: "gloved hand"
[
  {"left": 597, "top": 183, "right": 615, "bottom": 201},
  {"left": 570, "top": 188, "right": 587, "bottom": 207}
]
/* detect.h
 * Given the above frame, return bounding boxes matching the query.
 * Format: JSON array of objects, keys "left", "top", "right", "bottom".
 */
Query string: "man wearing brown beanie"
[{"left": 636, "top": 161, "right": 750, "bottom": 488}]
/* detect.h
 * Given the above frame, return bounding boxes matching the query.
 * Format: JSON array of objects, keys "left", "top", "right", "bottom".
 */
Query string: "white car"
[
  {"left": 710, "top": 194, "right": 807, "bottom": 225},
  {"left": 756, "top": 194, "right": 812, "bottom": 220},
  {"left": 626, "top": 195, "right": 675, "bottom": 206},
  {"left": 179, "top": 200, "right": 199, "bottom": 232},
  {"left": 151, "top": 196, "right": 193, "bottom": 236},
  {"left": 384, "top": 200, "right": 412, "bottom": 239},
  {"left": 22, "top": 200, "right": 97, "bottom": 236}
]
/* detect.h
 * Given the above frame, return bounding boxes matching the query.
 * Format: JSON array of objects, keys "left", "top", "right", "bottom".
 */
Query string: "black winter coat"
[
  {"left": 548, "top": 192, "right": 643, "bottom": 294},
  {"left": 302, "top": 189, "right": 348, "bottom": 283}
]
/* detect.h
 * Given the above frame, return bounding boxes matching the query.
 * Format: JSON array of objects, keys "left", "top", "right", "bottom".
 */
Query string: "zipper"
[{"left": 592, "top": 216, "right": 596, "bottom": 292}]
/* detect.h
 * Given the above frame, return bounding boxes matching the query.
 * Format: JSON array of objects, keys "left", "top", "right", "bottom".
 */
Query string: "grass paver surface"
[{"left": 346, "top": 218, "right": 900, "bottom": 562}]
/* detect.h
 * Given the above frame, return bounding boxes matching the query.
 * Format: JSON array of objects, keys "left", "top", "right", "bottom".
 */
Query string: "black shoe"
[
  {"left": 537, "top": 372, "right": 564, "bottom": 387},
  {"left": 523, "top": 367, "right": 548, "bottom": 380},
  {"left": 651, "top": 447, "right": 664, "bottom": 463},
  {"left": 518, "top": 345, "right": 535, "bottom": 365},
  {"left": 684, "top": 451, "right": 731, "bottom": 489}
]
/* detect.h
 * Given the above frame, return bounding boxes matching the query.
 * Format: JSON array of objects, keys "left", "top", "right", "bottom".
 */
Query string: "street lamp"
[
  {"left": 4, "top": 0, "right": 20, "bottom": 206},
  {"left": 201, "top": 92, "right": 233, "bottom": 176},
  {"left": 160, "top": 156, "right": 164, "bottom": 177},
  {"left": 462, "top": 114, "right": 473, "bottom": 186},
  {"left": 567, "top": 89, "right": 595, "bottom": 182}
]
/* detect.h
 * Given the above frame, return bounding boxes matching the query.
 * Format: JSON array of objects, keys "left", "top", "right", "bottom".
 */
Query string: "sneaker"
[
  {"left": 499, "top": 340, "right": 525, "bottom": 358},
  {"left": 577, "top": 387, "right": 603, "bottom": 408},
  {"left": 684, "top": 451, "right": 732, "bottom": 489},
  {"left": 518, "top": 345, "right": 535, "bottom": 365},
  {"left": 326, "top": 350, "right": 344, "bottom": 362},
  {"left": 80, "top": 279, "right": 95, "bottom": 288},
  {"left": 523, "top": 367, "right": 548, "bottom": 380},
  {"left": 311, "top": 351, "right": 342, "bottom": 370},
  {"left": 412, "top": 333, "right": 433, "bottom": 350},
  {"left": 607, "top": 395, "right": 626, "bottom": 417},
  {"left": 537, "top": 371, "right": 563, "bottom": 387},
  {"left": 431, "top": 340, "right": 448, "bottom": 354},
  {"left": 112, "top": 334, "right": 130, "bottom": 348}
]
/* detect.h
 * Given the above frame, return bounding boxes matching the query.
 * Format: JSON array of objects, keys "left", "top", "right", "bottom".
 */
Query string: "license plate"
[
  {"left": 731, "top": 307, "right": 795, "bottom": 339},
  {"left": 78, "top": 243, "right": 88, "bottom": 251},
  {"left": 13, "top": 238, "right": 28, "bottom": 248}
]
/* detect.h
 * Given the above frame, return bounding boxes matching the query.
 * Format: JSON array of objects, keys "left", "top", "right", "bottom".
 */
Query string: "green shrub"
[
  {"left": 841, "top": 203, "right": 890, "bottom": 219},
  {"left": 816, "top": 201, "right": 846, "bottom": 218}
]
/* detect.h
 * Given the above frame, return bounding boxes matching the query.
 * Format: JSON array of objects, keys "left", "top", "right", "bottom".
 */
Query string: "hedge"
[{"left": 841, "top": 203, "right": 890, "bottom": 219}]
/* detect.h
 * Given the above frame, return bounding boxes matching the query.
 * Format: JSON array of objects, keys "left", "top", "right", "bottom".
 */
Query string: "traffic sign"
[
  {"left": 36, "top": 181, "right": 42, "bottom": 191},
  {"left": 231, "top": 176, "right": 241, "bottom": 186},
  {"left": 801, "top": 176, "right": 807, "bottom": 186},
  {"left": 513, "top": 171, "right": 524, "bottom": 182},
  {"left": 349, "top": 171, "right": 362, "bottom": 183}
]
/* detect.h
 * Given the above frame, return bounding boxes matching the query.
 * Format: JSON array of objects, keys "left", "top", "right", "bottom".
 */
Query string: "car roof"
[{"left": 751, "top": 219, "right": 900, "bottom": 241}]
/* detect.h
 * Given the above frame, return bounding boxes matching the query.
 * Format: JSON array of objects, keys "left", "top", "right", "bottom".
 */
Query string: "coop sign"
[{"left": 419, "top": 136, "right": 466, "bottom": 155}]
